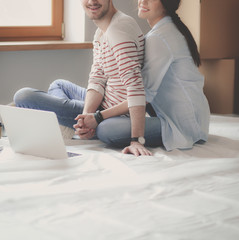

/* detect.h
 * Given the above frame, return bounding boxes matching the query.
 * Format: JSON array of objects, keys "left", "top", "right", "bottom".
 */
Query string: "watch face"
[{"left": 138, "top": 136, "right": 145, "bottom": 145}]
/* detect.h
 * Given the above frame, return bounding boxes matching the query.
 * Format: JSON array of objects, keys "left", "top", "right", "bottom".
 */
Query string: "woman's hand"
[{"left": 122, "top": 142, "right": 152, "bottom": 157}]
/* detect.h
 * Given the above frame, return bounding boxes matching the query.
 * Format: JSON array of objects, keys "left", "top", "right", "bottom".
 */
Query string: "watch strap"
[
  {"left": 131, "top": 137, "right": 145, "bottom": 145},
  {"left": 94, "top": 110, "right": 104, "bottom": 124}
]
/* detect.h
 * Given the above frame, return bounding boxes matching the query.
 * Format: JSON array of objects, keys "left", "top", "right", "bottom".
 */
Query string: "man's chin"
[{"left": 86, "top": 13, "right": 100, "bottom": 20}]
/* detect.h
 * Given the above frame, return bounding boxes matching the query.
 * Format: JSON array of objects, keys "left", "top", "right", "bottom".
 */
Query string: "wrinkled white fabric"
[{"left": 0, "top": 115, "right": 239, "bottom": 240}]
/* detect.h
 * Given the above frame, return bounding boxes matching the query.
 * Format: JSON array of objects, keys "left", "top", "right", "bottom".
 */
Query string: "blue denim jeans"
[
  {"left": 14, "top": 79, "right": 86, "bottom": 129},
  {"left": 14, "top": 79, "right": 163, "bottom": 148},
  {"left": 97, "top": 116, "right": 162, "bottom": 148}
]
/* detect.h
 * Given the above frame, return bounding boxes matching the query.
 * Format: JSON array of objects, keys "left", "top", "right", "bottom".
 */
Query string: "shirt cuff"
[
  {"left": 87, "top": 84, "right": 105, "bottom": 96},
  {"left": 128, "top": 96, "right": 146, "bottom": 108}
]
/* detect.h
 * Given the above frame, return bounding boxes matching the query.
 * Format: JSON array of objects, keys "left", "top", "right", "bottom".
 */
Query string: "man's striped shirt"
[{"left": 87, "top": 11, "right": 145, "bottom": 109}]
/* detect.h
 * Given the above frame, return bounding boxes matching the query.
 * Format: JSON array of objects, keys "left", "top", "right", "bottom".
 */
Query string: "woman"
[{"left": 80, "top": 0, "right": 210, "bottom": 155}]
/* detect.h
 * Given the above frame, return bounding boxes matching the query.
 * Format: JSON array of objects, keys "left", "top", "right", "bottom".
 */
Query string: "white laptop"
[{"left": 0, "top": 105, "right": 80, "bottom": 159}]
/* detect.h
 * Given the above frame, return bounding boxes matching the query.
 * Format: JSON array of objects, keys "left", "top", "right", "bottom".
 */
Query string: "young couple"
[{"left": 14, "top": 0, "right": 210, "bottom": 156}]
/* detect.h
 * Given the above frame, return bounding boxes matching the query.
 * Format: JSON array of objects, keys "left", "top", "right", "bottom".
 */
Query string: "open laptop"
[{"left": 0, "top": 105, "right": 80, "bottom": 159}]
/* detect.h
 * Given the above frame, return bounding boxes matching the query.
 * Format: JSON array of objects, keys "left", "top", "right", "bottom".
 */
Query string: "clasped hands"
[{"left": 73, "top": 113, "right": 97, "bottom": 140}]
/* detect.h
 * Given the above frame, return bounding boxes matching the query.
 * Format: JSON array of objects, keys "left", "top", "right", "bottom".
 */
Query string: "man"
[{"left": 14, "top": 0, "right": 151, "bottom": 156}]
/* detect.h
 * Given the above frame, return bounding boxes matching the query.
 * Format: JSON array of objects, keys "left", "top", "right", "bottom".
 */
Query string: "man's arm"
[
  {"left": 74, "top": 35, "right": 107, "bottom": 139},
  {"left": 74, "top": 89, "right": 103, "bottom": 139},
  {"left": 114, "top": 40, "right": 146, "bottom": 144},
  {"left": 83, "top": 89, "right": 103, "bottom": 114},
  {"left": 75, "top": 100, "right": 129, "bottom": 130},
  {"left": 110, "top": 27, "right": 149, "bottom": 155},
  {"left": 128, "top": 105, "right": 145, "bottom": 139},
  {"left": 122, "top": 105, "right": 152, "bottom": 156}
]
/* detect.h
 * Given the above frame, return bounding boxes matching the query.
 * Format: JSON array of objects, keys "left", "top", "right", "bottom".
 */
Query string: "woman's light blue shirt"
[{"left": 142, "top": 16, "right": 210, "bottom": 151}]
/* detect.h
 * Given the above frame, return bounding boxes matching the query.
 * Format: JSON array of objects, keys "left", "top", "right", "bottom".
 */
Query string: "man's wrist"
[
  {"left": 94, "top": 110, "right": 104, "bottom": 124},
  {"left": 131, "top": 136, "right": 145, "bottom": 145}
]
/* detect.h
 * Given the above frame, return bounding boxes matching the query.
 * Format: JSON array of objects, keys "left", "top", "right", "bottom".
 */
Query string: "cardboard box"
[
  {"left": 200, "top": 0, "right": 239, "bottom": 59},
  {"left": 178, "top": 0, "right": 239, "bottom": 59},
  {"left": 200, "top": 59, "right": 239, "bottom": 114}
]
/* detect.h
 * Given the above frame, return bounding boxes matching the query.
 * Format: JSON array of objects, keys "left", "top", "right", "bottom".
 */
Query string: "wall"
[
  {"left": 85, "top": 0, "right": 150, "bottom": 41},
  {"left": 0, "top": 0, "right": 150, "bottom": 104},
  {"left": 177, "top": 0, "right": 200, "bottom": 48},
  {"left": 178, "top": 0, "right": 239, "bottom": 114},
  {"left": 0, "top": 49, "right": 92, "bottom": 104}
]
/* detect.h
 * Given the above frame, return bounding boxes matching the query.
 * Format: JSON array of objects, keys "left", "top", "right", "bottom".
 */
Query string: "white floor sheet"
[{"left": 0, "top": 115, "right": 239, "bottom": 240}]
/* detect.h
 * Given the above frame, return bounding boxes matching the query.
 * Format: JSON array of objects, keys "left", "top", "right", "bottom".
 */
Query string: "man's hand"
[
  {"left": 73, "top": 116, "right": 95, "bottom": 140},
  {"left": 74, "top": 89, "right": 103, "bottom": 139},
  {"left": 75, "top": 113, "right": 98, "bottom": 129},
  {"left": 122, "top": 142, "right": 152, "bottom": 157}
]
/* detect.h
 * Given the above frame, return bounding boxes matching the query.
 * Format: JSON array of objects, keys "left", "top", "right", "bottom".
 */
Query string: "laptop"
[{"left": 0, "top": 105, "right": 80, "bottom": 159}]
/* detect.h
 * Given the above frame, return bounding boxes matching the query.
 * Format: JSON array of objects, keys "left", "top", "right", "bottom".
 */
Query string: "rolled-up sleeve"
[{"left": 111, "top": 40, "right": 146, "bottom": 107}]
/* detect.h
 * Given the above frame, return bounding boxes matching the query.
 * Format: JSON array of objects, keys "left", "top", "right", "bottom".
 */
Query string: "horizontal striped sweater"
[{"left": 87, "top": 11, "right": 145, "bottom": 109}]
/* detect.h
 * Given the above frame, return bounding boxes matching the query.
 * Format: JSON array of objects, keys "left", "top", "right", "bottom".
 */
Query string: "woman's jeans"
[{"left": 14, "top": 79, "right": 162, "bottom": 148}]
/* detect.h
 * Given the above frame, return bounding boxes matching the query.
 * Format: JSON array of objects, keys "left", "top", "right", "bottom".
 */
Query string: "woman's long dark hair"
[{"left": 160, "top": 0, "right": 201, "bottom": 66}]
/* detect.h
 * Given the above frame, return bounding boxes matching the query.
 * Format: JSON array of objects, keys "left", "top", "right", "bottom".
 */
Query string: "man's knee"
[
  {"left": 14, "top": 88, "right": 36, "bottom": 106},
  {"left": 96, "top": 120, "right": 115, "bottom": 144},
  {"left": 48, "top": 79, "right": 68, "bottom": 92},
  {"left": 96, "top": 117, "right": 131, "bottom": 146}
]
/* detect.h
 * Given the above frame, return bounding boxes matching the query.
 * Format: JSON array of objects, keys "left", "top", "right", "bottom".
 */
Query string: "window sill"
[{"left": 0, "top": 41, "right": 93, "bottom": 52}]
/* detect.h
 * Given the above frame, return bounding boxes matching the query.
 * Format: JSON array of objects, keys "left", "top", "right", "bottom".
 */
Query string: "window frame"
[{"left": 0, "top": 0, "right": 64, "bottom": 41}]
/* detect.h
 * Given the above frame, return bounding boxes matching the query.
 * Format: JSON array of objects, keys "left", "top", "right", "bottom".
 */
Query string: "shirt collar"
[{"left": 151, "top": 16, "right": 172, "bottom": 32}]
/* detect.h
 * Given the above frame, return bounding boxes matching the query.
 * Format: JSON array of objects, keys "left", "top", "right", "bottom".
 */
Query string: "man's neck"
[{"left": 94, "top": 8, "right": 117, "bottom": 33}]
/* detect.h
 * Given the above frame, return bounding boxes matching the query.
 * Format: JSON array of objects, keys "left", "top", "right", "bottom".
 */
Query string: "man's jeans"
[{"left": 14, "top": 79, "right": 162, "bottom": 148}]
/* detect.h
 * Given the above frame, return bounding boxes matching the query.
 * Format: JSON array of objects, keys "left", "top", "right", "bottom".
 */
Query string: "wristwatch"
[{"left": 131, "top": 136, "right": 145, "bottom": 145}]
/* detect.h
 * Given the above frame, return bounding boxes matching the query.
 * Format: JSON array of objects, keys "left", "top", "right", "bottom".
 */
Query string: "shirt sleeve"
[
  {"left": 112, "top": 40, "right": 145, "bottom": 107},
  {"left": 87, "top": 40, "right": 108, "bottom": 96},
  {"left": 108, "top": 23, "right": 146, "bottom": 107},
  {"left": 142, "top": 35, "right": 173, "bottom": 103}
]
